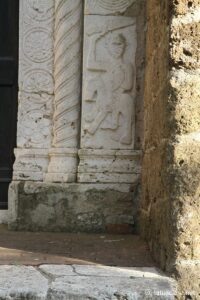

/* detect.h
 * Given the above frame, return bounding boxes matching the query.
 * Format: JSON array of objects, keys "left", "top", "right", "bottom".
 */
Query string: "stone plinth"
[
  {"left": 8, "top": 181, "right": 137, "bottom": 233},
  {"left": 13, "top": 149, "right": 49, "bottom": 181},
  {"left": 78, "top": 149, "right": 141, "bottom": 183},
  {"left": 45, "top": 148, "right": 78, "bottom": 183}
]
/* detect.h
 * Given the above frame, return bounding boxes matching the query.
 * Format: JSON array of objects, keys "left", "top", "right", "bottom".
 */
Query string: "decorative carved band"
[
  {"left": 85, "top": 0, "right": 135, "bottom": 15},
  {"left": 53, "top": 0, "right": 82, "bottom": 148}
]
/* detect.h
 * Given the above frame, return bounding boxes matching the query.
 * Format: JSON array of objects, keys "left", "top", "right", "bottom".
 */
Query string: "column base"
[
  {"left": 13, "top": 149, "right": 49, "bottom": 181},
  {"left": 45, "top": 173, "right": 76, "bottom": 183},
  {"left": 45, "top": 148, "right": 78, "bottom": 183}
]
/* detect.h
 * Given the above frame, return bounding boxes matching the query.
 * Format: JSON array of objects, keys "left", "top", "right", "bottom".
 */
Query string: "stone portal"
[{"left": 9, "top": 0, "right": 144, "bottom": 233}]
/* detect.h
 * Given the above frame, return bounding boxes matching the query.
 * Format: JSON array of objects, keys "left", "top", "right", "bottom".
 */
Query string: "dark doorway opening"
[{"left": 0, "top": 0, "right": 19, "bottom": 209}]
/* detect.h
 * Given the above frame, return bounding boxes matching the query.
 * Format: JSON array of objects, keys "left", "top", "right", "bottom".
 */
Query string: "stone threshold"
[
  {"left": 0, "top": 264, "right": 176, "bottom": 299},
  {"left": 0, "top": 226, "right": 176, "bottom": 299}
]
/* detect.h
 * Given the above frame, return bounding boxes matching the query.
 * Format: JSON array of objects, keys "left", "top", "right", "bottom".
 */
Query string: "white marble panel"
[
  {"left": 19, "top": 0, "right": 54, "bottom": 94},
  {"left": 17, "top": 92, "right": 53, "bottom": 149},
  {"left": 81, "top": 15, "right": 137, "bottom": 150},
  {"left": 14, "top": 0, "right": 54, "bottom": 182}
]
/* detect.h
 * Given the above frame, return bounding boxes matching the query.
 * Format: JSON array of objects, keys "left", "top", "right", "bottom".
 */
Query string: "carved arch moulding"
[{"left": 13, "top": 0, "right": 141, "bottom": 184}]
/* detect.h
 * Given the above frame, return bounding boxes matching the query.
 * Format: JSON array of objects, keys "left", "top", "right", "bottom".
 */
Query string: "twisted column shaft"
[
  {"left": 45, "top": 0, "right": 82, "bottom": 183},
  {"left": 53, "top": 0, "right": 82, "bottom": 147}
]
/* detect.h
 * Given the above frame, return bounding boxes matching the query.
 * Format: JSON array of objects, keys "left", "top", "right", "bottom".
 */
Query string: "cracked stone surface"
[
  {"left": 0, "top": 266, "right": 49, "bottom": 299},
  {"left": 0, "top": 265, "right": 176, "bottom": 299}
]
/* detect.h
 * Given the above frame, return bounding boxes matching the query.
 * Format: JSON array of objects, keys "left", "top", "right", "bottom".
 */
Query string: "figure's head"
[{"left": 106, "top": 33, "right": 126, "bottom": 59}]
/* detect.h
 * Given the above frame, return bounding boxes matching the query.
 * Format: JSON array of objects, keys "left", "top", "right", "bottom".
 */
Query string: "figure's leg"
[
  {"left": 111, "top": 111, "right": 119, "bottom": 129},
  {"left": 85, "top": 111, "right": 108, "bottom": 135},
  {"left": 120, "top": 95, "right": 134, "bottom": 145}
]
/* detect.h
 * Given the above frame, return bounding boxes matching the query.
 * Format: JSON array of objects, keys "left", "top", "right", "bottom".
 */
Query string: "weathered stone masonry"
[{"left": 141, "top": 0, "right": 200, "bottom": 298}]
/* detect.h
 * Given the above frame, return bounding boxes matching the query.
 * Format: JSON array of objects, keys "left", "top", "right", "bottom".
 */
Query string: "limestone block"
[
  {"left": 171, "top": 12, "right": 200, "bottom": 69},
  {"left": 17, "top": 92, "right": 53, "bottom": 148},
  {"left": 170, "top": 69, "right": 200, "bottom": 134},
  {"left": 81, "top": 15, "right": 137, "bottom": 150},
  {"left": 85, "top": 0, "right": 136, "bottom": 15},
  {"left": 172, "top": 0, "right": 200, "bottom": 15},
  {"left": 175, "top": 261, "right": 200, "bottom": 298},
  {"left": 8, "top": 182, "right": 137, "bottom": 232},
  {"left": 13, "top": 149, "right": 49, "bottom": 181},
  {"left": 78, "top": 149, "right": 141, "bottom": 183},
  {"left": 45, "top": 148, "right": 78, "bottom": 183}
]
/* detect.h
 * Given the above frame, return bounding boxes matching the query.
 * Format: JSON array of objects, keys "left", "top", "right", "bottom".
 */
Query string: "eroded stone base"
[{"left": 8, "top": 181, "right": 138, "bottom": 233}]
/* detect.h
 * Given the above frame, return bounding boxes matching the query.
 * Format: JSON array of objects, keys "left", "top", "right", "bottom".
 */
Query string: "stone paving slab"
[
  {"left": 0, "top": 265, "right": 176, "bottom": 299},
  {"left": 0, "top": 266, "right": 48, "bottom": 299}
]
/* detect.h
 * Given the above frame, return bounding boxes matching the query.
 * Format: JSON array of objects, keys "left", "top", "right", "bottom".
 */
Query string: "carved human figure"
[{"left": 84, "top": 26, "right": 135, "bottom": 145}]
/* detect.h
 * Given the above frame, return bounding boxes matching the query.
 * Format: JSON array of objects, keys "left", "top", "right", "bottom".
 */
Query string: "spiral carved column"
[{"left": 45, "top": 0, "right": 82, "bottom": 182}]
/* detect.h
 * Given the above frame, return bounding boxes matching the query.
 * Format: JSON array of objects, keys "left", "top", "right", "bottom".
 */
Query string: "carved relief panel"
[
  {"left": 13, "top": 0, "right": 54, "bottom": 181},
  {"left": 81, "top": 16, "right": 137, "bottom": 150},
  {"left": 18, "top": 0, "right": 54, "bottom": 148}
]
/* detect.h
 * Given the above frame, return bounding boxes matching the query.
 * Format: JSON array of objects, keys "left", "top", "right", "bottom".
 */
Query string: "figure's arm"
[{"left": 87, "top": 34, "right": 107, "bottom": 71}]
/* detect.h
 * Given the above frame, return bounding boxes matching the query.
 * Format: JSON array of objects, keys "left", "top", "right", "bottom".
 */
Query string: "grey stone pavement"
[
  {"left": 0, "top": 264, "right": 176, "bottom": 299},
  {"left": 0, "top": 227, "right": 176, "bottom": 299}
]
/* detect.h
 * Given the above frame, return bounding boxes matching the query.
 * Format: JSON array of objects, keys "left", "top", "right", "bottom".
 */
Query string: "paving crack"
[
  {"left": 35, "top": 266, "right": 56, "bottom": 286},
  {"left": 72, "top": 264, "right": 83, "bottom": 276}
]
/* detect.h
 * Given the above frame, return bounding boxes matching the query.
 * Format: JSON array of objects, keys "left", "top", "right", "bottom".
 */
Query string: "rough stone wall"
[{"left": 141, "top": 0, "right": 200, "bottom": 298}]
